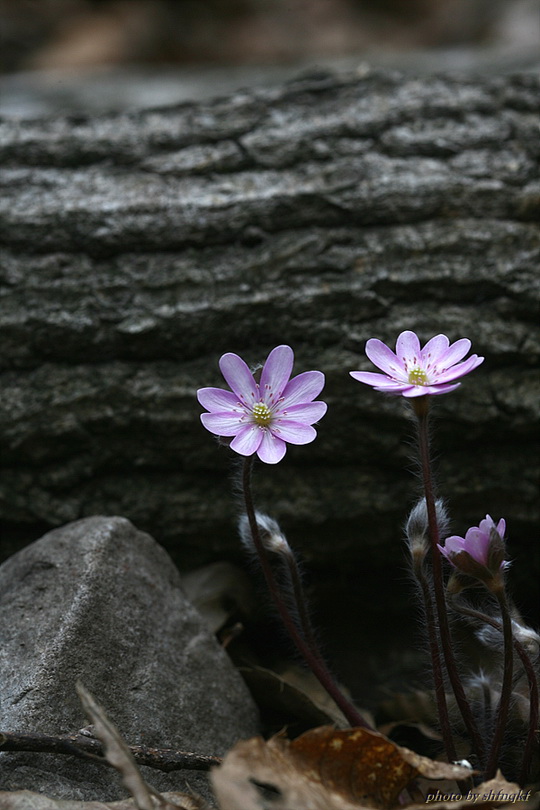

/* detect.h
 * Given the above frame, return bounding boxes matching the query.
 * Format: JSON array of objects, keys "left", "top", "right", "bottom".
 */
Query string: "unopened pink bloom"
[
  {"left": 350, "top": 330, "right": 484, "bottom": 397},
  {"left": 438, "top": 515, "right": 509, "bottom": 574},
  {"left": 197, "top": 345, "right": 327, "bottom": 464}
]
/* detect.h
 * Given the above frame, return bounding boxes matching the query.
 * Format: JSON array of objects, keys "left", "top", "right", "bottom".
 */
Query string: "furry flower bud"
[
  {"left": 238, "top": 511, "right": 291, "bottom": 555},
  {"left": 406, "top": 498, "right": 449, "bottom": 565}
]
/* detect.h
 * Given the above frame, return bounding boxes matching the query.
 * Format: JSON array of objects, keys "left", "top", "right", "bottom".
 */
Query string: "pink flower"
[
  {"left": 350, "top": 330, "right": 484, "bottom": 397},
  {"left": 197, "top": 345, "right": 327, "bottom": 464},
  {"left": 438, "top": 515, "right": 509, "bottom": 579}
]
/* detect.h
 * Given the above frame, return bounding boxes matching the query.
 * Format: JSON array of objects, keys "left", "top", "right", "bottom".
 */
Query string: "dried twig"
[
  {"left": 0, "top": 730, "right": 222, "bottom": 772},
  {"left": 75, "top": 684, "right": 214, "bottom": 810},
  {"left": 76, "top": 682, "right": 156, "bottom": 810}
]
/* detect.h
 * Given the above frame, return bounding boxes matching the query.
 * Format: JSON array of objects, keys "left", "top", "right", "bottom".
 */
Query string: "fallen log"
[{"left": 0, "top": 68, "right": 538, "bottom": 622}]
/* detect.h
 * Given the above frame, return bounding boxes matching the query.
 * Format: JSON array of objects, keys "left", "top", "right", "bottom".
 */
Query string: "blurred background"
[{"left": 1, "top": 0, "right": 539, "bottom": 116}]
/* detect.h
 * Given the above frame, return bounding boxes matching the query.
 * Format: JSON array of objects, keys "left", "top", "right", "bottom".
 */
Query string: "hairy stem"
[
  {"left": 413, "top": 559, "right": 457, "bottom": 762},
  {"left": 280, "top": 545, "right": 321, "bottom": 659},
  {"left": 242, "top": 456, "right": 371, "bottom": 729},
  {"left": 413, "top": 398, "right": 485, "bottom": 764},
  {"left": 485, "top": 587, "right": 515, "bottom": 780},
  {"left": 451, "top": 599, "right": 538, "bottom": 784}
]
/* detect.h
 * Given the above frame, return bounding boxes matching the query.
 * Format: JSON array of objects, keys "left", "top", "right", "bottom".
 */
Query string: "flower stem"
[
  {"left": 451, "top": 598, "right": 538, "bottom": 785},
  {"left": 485, "top": 586, "right": 515, "bottom": 780},
  {"left": 413, "top": 398, "right": 485, "bottom": 764},
  {"left": 518, "top": 661, "right": 538, "bottom": 785},
  {"left": 280, "top": 545, "right": 322, "bottom": 660},
  {"left": 241, "top": 456, "right": 371, "bottom": 729},
  {"left": 413, "top": 559, "right": 457, "bottom": 762}
]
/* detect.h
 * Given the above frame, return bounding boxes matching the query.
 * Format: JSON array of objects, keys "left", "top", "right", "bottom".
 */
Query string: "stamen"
[
  {"left": 252, "top": 401, "right": 273, "bottom": 426},
  {"left": 408, "top": 367, "right": 429, "bottom": 386}
]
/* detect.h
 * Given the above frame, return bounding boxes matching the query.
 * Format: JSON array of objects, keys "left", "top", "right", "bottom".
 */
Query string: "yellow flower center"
[
  {"left": 252, "top": 402, "right": 273, "bottom": 426},
  {"left": 408, "top": 367, "right": 429, "bottom": 386}
]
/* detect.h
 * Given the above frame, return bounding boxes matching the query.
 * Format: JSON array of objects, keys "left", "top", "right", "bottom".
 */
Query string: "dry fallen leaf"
[
  {"left": 396, "top": 743, "right": 475, "bottom": 781},
  {"left": 239, "top": 663, "right": 351, "bottom": 729},
  {"left": 290, "top": 727, "right": 475, "bottom": 801},
  {"left": 288, "top": 726, "right": 418, "bottom": 807},
  {"left": 211, "top": 725, "right": 478, "bottom": 810},
  {"left": 211, "top": 735, "right": 362, "bottom": 810}
]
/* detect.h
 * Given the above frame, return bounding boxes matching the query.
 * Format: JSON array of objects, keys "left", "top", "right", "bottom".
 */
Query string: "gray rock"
[{"left": 0, "top": 516, "right": 259, "bottom": 802}]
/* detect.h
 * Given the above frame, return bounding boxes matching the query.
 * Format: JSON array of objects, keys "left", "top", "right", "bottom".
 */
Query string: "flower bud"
[
  {"left": 239, "top": 511, "right": 291, "bottom": 556},
  {"left": 438, "top": 515, "right": 509, "bottom": 589},
  {"left": 406, "top": 498, "right": 449, "bottom": 564}
]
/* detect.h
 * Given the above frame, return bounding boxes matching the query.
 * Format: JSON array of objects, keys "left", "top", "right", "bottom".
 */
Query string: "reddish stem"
[
  {"left": 413, "top": 559, "right": 457, "bottom": 762},
  {"left": 242, "top": 456, "right": 371, "bottom": 729},
  {"left": 452, "top": 599, "right": 538, "bottom": 784},
  {"left": 485, "top": 587, "right": 514, "bottom": 779},
  {"left": 413, "top": 398, "right": 485, "bottom": 764}
]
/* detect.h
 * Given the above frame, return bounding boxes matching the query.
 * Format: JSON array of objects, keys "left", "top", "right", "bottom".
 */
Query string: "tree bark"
[{"left": 0, "top": 68, "right": 538, "bottom": 619}]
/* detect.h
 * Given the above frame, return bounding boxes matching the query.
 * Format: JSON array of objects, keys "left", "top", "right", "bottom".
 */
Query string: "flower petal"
[
  {"left": 444, "top": 536, "right": 466, "bottom": 555},
  {"left": 373, "top": 385, "right": 415, "bottom": 395},
  {"left": 421, "top": 334, "right": 450, "bottom": 368},
  {"left": 370, "top": 379, "right": 414, "bottom": 391},
  {"left": 230, "top": 425, "right": 263, "bottom": 456},
  {"left": 396, "top": 331, "right": 422, "bottom": 370},
  {"left": 429, "top": 383, "right": 462, "bottom": 394},
  {"left": 270, "top": 420, "right": 317, "bottom": 445},
  {"left": 275, "top": 401, "right": 327, "bottom": 424},
  {"left": 257, "top": 431, "right": 287, "bottom": 464},
  {"left": 365, "top": 339, "right": 406, "bottom": 379},
  {"left": 463, "top": 527, "right": 490, "bottom": 565},
  {"left": 478, "top": 515, "right": 496, "bottom": 536},
  {"left": 438, "top": 543, "right": 452, "bottom": 561},
  {"left": 201, "top": 411, "right": 244, "bottom": 436},
  {"left": 350, "top": 371, "right": 397, "bottom": 386},
  {"left": 400, "top": 386, "right": 432, "bottom": 398},
  {"left": 197, "top": 387, "right": 243, "bottom": 413},
  {"left": 219, "top": 353, "right": 258, "bottom": 405},
  {"left": 260, "top": 345, "right": 294, "bottom": 402},
  {"left": 433, "top": 355, "right": 484, "bottom": 384},
  {"left": 435, "top": 338, "right": 472, "bottom": 371},
  {"left": 401, "top": 383, "right": 461, "bottom": 397},
  {"left": 281, "top": 370, "right": 325, "bottom": 406}
]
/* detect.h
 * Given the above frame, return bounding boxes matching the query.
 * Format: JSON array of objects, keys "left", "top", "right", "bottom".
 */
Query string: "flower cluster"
[
  {"left": 198, "top": 332, "right": 485, "bottom": 462},
  {"left": 198, "top": 331, "right": 484, "bottom": 463},
  {"left": 196, "top": 331, "right": 530, "bottom": 781}
]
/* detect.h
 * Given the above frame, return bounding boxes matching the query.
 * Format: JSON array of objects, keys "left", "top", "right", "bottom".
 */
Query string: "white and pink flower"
[
  {"left": 350, "top": 330, "right": 484, "bottom": 397},
  {"left": 197, "top": 345, "right": 327, "bottom": 464}
]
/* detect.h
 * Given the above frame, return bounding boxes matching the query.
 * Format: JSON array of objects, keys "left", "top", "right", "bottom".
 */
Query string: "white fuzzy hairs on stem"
[
  {"left": 405, "top": 497, "right": 450, "bottom": 563},
  {"left": 238, "top": 511, "right": 322, "bottom": 659},
  {"left": 238, "top": 511, "right": 290, "bottom": 556}
]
